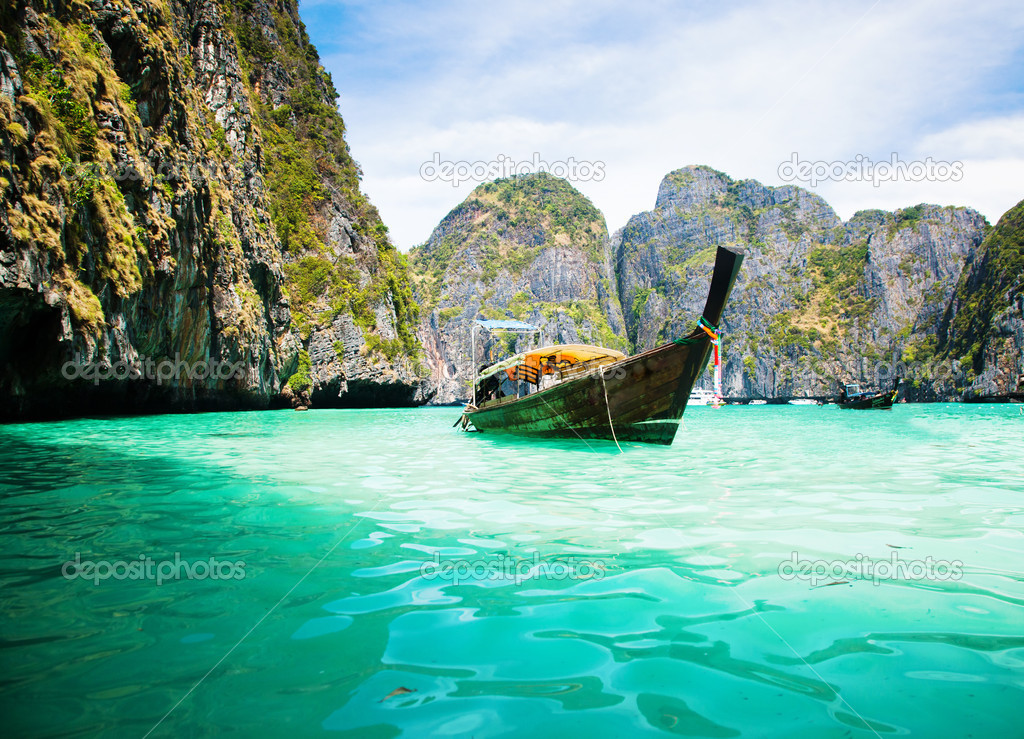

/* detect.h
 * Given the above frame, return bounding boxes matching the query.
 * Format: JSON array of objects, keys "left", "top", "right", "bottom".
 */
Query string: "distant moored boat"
[
  {"left": 838, "top": 379, "right": 900, "bottom": 409},
  {"left": 688, "top": 388, "right": 721, "bottom": 406}
]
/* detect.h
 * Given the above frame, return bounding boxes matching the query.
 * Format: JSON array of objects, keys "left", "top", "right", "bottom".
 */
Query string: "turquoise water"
[{"left": 1, "top": 405, "right": 1023, "bottom": 737}]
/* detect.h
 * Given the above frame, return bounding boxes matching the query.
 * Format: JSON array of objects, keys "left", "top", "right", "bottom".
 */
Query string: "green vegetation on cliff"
[
  {"left": 1, "top": 13, "right": 160, "bottom": 331},
  {"left": 222, "top": 0, "right": 419, "bottom": 360},
  {"left": 474, "top": 172, "right": 606, "bottom": 257},
  {"left": 942, "top": 198, "right": 1024, "bottom": 368},
  {"left": 411, "top": 172, "right": 608, "bottom": 308},
  {"left": 806, "top": 241, "right": 874, "bottom": 323}
]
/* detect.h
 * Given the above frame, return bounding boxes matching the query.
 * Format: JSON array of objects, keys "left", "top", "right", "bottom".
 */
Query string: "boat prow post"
[{"left": 701, "top": 247, "right": 745, "bottom": 328}]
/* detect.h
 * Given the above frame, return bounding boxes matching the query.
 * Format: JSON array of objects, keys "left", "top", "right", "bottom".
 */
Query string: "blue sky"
[{"left": 299, "top": 0, "right": 1024, "bottom": 249}]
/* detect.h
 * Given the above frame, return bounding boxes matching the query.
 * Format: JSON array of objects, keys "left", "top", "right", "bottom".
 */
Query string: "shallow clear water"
[{"left": 1, "top": 405, "right": 1023, "bottom": 737}]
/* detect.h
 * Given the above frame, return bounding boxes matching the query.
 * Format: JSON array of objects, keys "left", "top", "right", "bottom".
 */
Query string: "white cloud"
[
  {"left": 304, "top": 0, "right": 1024, "bottom": 247},
  {"left": 916, "top": 114, "right": 1024, "bottom": 160}
]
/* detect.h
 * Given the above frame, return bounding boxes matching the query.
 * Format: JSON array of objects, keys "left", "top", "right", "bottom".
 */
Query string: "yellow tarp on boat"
[{"left": 478, "top": 344, "right": 626, "bottom": 384}]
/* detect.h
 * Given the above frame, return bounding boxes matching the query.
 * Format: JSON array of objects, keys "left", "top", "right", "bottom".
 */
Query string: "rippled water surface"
[{"left": 1, "top": 405, "right": 1023, "bottom": 737}]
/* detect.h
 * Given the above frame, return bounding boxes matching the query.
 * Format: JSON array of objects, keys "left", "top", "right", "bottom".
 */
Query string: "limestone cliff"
[
  {"left": 613, "top": 166, "right": 991, "bottom": 400},
  {"left": 408, "top": 165, "right": 1006, "bottom": 403},
  {"left": 0, "top": 0, "right": 423, "bottom": 420},
  {"left": 409, "top": 173, "right": 626, "bottom": 404}
]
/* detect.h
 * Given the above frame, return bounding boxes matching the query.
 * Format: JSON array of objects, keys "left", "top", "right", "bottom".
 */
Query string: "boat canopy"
[{"left": 477, "top": 344, "right": 626, "bottom": 384}]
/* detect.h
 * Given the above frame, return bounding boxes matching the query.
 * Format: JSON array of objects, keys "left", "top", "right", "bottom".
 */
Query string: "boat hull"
[
  {"left": 838, "top": 389, "right": 898, "bottom": 409},
  {"left": 465, "top": 338, "right": 713, "bottom": 445}
]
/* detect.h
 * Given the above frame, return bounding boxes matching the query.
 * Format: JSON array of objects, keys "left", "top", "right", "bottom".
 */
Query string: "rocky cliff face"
[
  {"left": 613, "top": 166, "right": 991, "bottom": 400},
  {"left": 0, "top": 0, "right": 423, "bottom": 420},
  {"left": 409, "top": 173, "right": 626, "bottom": 404},
  {"left": 4, "top": 0, "right": 1011, "bottom": 422},
  {"left": 939, "top": 197, "right": 1024, "bottom": 399}
]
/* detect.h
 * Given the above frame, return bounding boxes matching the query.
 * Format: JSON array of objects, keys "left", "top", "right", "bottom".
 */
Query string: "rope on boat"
[
  {"left": 673, "top": 316, "right": 719, "bottom": 345},
  {"left": 697, "top": 316, "right": 720, "bottom": 340},
  {"left": 600, "top": 371, "right": 623, "bottom": 453}
]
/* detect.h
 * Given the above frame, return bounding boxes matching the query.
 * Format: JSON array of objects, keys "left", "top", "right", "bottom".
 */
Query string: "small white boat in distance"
[
  {"left": 749, "top": 399, "right": 767, "bottom": 405},
  {"left": 788, "top": 398, "right": 818, "bottom": 406},
  {"left": 688, "top": 388, "right": 722, "bottom": 406}
]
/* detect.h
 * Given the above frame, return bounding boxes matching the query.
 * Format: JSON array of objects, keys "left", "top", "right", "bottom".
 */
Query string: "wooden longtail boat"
[
  {"left": 837, "top": 378, "right": 900, "bottom": 409},
  {"left": 458, "top": 246, "right": 744, "bottom": 445}
]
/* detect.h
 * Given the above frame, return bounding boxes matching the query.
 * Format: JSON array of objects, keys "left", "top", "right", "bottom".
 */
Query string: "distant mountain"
[
  {"left": 408, "top": 165, "right": 1006, "bottom": 404},
  {"left": 613, "top": 165, "right": 990, "bottom": 400},
  {"left": 939, "top": 197, "right": 1024, "bottom": 399},
  {"left": 409, "top": 173, "right": 626, "bottom": 403}
]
